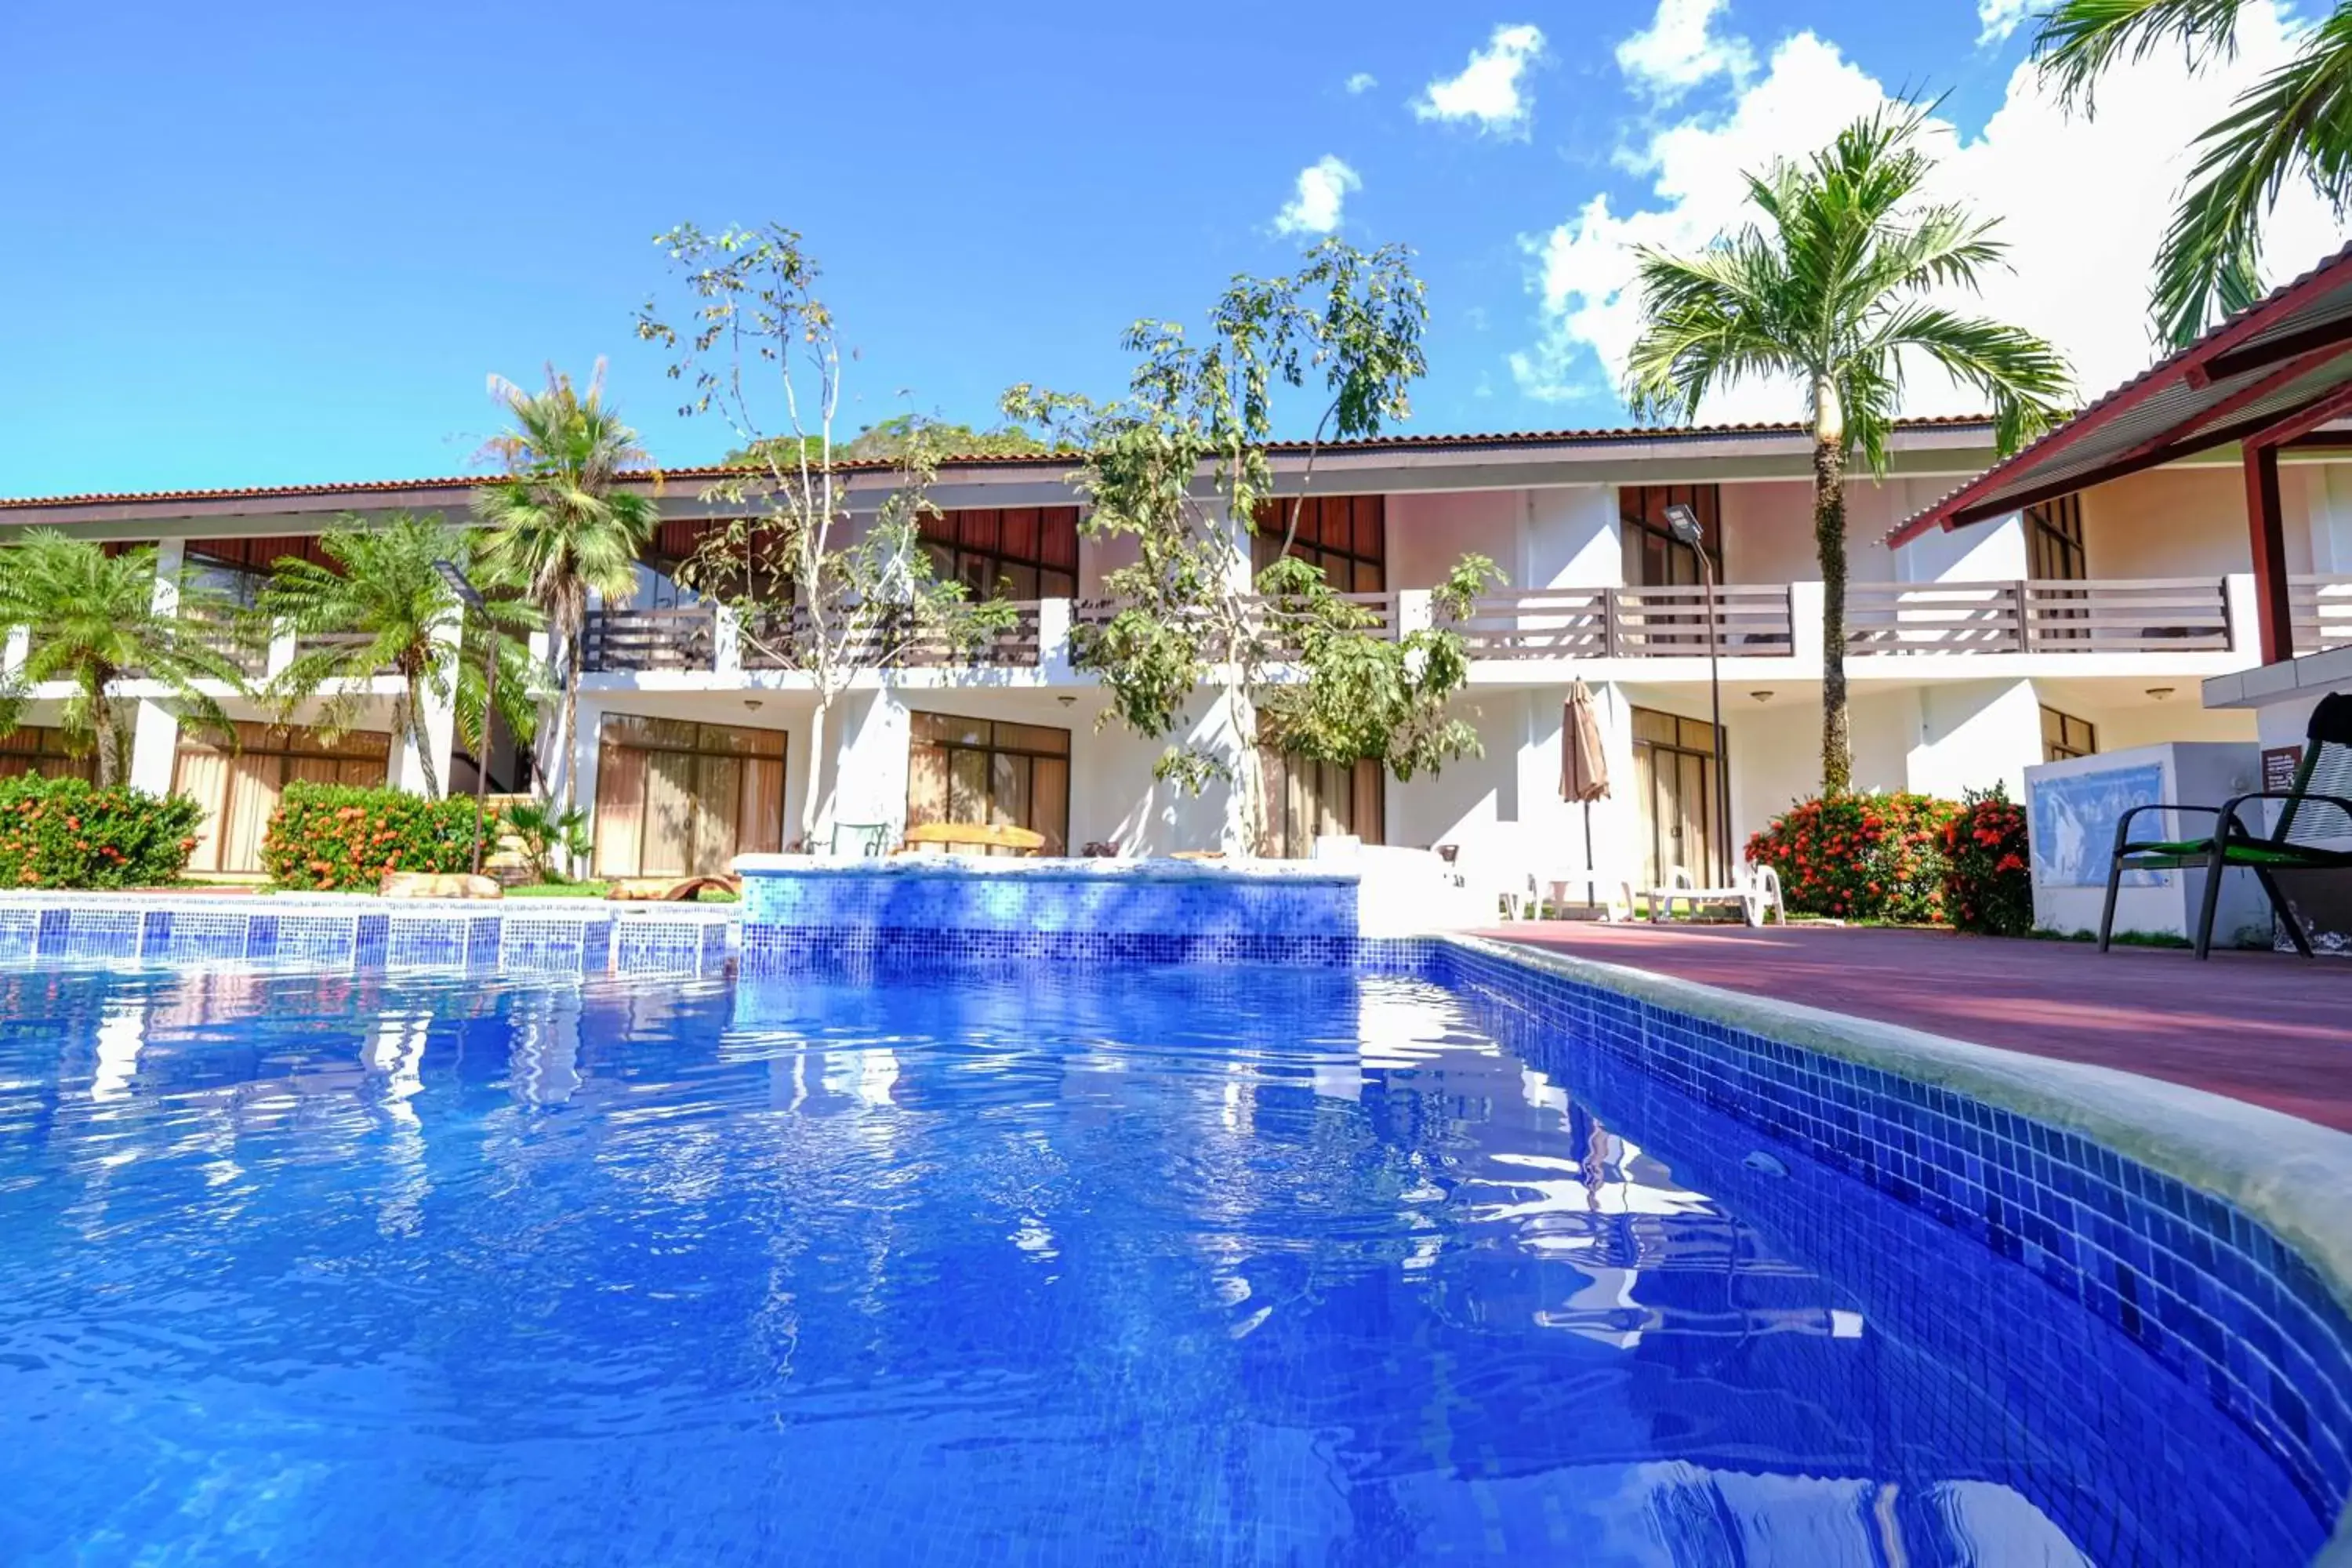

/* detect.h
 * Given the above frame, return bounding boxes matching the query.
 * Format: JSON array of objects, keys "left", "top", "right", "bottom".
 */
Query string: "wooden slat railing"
[
  {"left": 738, "top": 602, "right": 1042, "bottom": 671},
  {"left": 290, "top": 630, "right": 405, "bottom": 677},
  {"left": 2017, "top": 578, "right": 2232, "bottom": 652},
  {"left": 1848, "top": 578, "right": 2233, "bottom": 654},
  {"left": 580, "top": 607, "right": 716, "bottom": 673},
  {"left": 1070, "top": 593, "right": 1397, "bottom": 658},
  {"left": 2293, "top": 575, "right": 2352, "bottom": 655},
  {"left": 1453, "top": 584, "right": 1793, "bottom": 659}
]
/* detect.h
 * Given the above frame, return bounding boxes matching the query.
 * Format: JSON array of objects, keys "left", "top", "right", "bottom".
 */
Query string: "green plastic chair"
[{"left": 2100, "top": 691, "right": 2352, "bottom": 958}]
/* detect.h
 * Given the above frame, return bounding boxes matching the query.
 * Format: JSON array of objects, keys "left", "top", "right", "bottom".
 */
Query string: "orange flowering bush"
[
  {"left": 262, "top": 783, "right": 483, "bottom": 891},
  {"left": 1941, "top": 783, "right": 2034, "bottom": 937},
  {"left": 0, "top": 774, "right": 204, "bottom": 888},
  {"left": 1744, "top": 792, "right": 1958, "bottom": 924}
]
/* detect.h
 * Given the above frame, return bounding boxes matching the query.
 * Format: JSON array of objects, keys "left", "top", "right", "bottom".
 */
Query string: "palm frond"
[
  {"left": 2035, "top": 0, "right": 2250, "bottom": 111},
  {"left": 2149, "top": 9, "right": 2352, "bottom": 344}
]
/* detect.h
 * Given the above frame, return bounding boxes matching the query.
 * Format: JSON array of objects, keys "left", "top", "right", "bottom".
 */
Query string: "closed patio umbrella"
[{"left": 1561, "top": 681, "right": 1610, "bottom": 913}]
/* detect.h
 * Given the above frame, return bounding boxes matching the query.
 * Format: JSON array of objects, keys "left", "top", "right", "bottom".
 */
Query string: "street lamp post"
[
  {"left": 432, "top": 561, "right": 495, "bottom": 878},
  {"left": 1662, "top": 504, "right": 1729, "bottom": 884}
]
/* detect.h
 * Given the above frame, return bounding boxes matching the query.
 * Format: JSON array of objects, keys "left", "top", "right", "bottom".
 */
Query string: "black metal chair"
[{"left": 2100, "top": 691, "right": 2352, "bottom": 958}]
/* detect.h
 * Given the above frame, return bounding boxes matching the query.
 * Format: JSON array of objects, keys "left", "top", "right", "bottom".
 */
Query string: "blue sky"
[{"left": 0, "top": 1, "right": 2326, "bottom": 497}]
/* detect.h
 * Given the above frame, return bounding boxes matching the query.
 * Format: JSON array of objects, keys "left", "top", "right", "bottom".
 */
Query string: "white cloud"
[
  {"left": 1345, "top": 71, "right": 1378, "bottom": 94},
  {"left": 1274, "top": 155, "right": 1362, "bottom": 237},
  {"left": 1615, "top": 0, "right": 1755, "bottom": 100},
  {"left": 1512, "top": 6, "right": 2351, "bottom": 417},
  {"left": 1977, "top": 0, "right": 2034, "bottom": 46},
  {"left": 1414, "top": 24, "right": 1546, "bottom": 136}
]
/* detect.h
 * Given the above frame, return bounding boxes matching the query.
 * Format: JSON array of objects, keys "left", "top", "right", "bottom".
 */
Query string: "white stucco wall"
[
  {"left": 2078, "top": 463, "right": 2300, "bottom": 578},
  {"left": 1387, "top": 488, "right": 1523, "bottom": 593}
]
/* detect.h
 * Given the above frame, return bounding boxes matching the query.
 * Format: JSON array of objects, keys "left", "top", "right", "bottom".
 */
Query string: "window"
[
  {"left": 0, "top": 728, "right": 96, "bottom": 784},
  {"left": 174, "top": 722, "right": 391, "bottom": 874},
  {"left": 593, "top": 717, "right": 788, "bottom": 878},
  {"left": 1250, "top": 495, "right": 1386, "bottom": 593},
  {"left": 1631, "top": 706, "right": 1728, "bottom": 887},
  {"left": 920, "top": 508, "right": 1080, "bottom": 602},
  {"left": 1620, "top": 485, "right": 1721, "bottom": 587},
  {"left": 1258, "top": 745, "right": 1384, "bottom": 858},
  {"left": 2042, "top": 706, "right": 2097, "bottom": 763},
  {"left": 2027, "top": 494, "right": 2087, "bottom": 582},
  {"left": 906, "top": 712, "right": 1071, "bottom": 854}
]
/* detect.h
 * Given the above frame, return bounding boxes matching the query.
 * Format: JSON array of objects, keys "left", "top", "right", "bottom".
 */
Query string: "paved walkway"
[{"left": 1479, "top": 922, "right": 2352, "bottom": 1132}]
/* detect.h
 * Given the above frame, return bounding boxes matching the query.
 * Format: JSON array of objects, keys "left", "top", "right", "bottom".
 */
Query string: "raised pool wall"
[
  {"left": 733, "top": 847, "right": 1473, "bottom": 971},
  {"left": 0, "top": 893, "right": 733, "bottom": 977}
]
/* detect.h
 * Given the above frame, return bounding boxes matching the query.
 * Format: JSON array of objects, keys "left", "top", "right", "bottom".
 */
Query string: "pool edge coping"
[{"left": 1437, "top": 931, "right": 2352, "bottom": 1565}]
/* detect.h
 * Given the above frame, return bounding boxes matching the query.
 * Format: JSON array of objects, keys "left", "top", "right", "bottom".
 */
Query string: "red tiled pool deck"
[{"left": 1479, "top": 923, "right": 2352, "bottom": 1133}]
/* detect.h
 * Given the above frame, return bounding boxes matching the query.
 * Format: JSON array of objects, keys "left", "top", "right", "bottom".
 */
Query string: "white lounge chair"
[{"left": 1643, "top": 864, "right": 1784, "bottom": 927}]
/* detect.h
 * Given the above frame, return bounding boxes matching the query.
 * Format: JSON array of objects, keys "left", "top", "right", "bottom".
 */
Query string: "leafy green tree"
[
  {"left": 1004, "top": 238, "right": 1497, "bottom": 851},
  {"left": 636, "top": 222, "right": 1013, "bottom": 848},
  {"left": 1625, "top": 107, "right": 2071, "bottom": 795},
  {"left": 0, "top": 530, "right": 247, "bottom": 785},
  {"left": 473, "top": 360, "right": 660, "bottom": 813},
  {"left": 730, "top": 416, "right": 1049, "bottom": 466},
  {"left": 257, "top": 512, "right": 539, "bottom": 800},
  {"left": 2037, "top": 0, "right": 2352, "bottom": 344}
]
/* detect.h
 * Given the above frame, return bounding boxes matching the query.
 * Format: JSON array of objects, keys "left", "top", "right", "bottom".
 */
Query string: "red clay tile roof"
[{"left": 0, "top": 417, "right": 2001, "bottom": 515}]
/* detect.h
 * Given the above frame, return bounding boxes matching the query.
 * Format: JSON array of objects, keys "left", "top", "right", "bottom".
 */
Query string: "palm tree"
[
  {"left": 258, "top": 512, "right": 539, "bottom": 799},
  {"left": 0, "top": 531, "right": 246, "bottom": 786},
  {"left": 2038, "top": 0, "right": 2352, "bottom": 345},
  {"left": 1626, "top": 107, "right": 2073, "bottom": 795},
  {"left": 472, "top": 360, "right": 659, "bottom": 814}
]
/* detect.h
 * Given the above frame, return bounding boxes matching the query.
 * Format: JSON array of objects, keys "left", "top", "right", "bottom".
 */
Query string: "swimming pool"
[{"left": 0, "top": 956, "right": 2336, "bottom": 1565}]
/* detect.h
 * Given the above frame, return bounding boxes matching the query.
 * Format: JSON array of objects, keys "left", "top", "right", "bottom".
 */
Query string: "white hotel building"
[{"left": 3, "top": 417, "right": 2348, "bottom": 895}]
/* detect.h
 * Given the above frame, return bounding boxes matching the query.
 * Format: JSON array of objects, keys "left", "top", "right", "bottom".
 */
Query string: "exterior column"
[
  {"left": 129, "top": 539, "right": 186, "bottom": 793},
  {"left": 2244, "top": 444, "right": 2294, "bottom": 664},
  {"left": 568, "top": 695, "right": 604, "bottom": 877},
  {"left": 1038, "top": 597, "right": 1074, "bottom": 681},
  {"left": 2222, "top": 572, "right": 2261, "bottom": 660},
  {"left": 821, "top": 688, "right": 911, "bottom": 845}
]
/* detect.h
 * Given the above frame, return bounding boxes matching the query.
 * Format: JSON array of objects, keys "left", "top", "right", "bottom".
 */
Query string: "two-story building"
[{"left": 4, "top": 416, "right": 2347, "bottom": 898}]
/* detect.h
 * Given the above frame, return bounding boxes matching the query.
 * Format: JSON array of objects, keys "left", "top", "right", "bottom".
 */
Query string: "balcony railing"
[
  {"left": 583, "top": 602, "right": 1044, "bottom": 674},
  {"left": 1846, "top": 578, "right": 2233, "bottom": 655},
  {"left": 564, "top": 573, "right": 2280, "bottom": 677},
  {"left": 2293, "top": 575, "right": 2352, "bottom": 655},
  {"left": 580, "top": 608, "right": 715, "bottom": 673},
  {"left": 1073, "top": 592, "right": 1399, "bottom": 657},
  {"left": 741, "top": 603, "right": 1044, "bottom": 671},
  {"left": 1450, "top": 584, "right": 1795, "bottom": 659}
]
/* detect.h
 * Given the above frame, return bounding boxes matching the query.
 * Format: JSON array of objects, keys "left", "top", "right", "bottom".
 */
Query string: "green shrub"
[
  {"left": 1744, "top": 792, "right": 1958, "bottom": 924},
  {"left": 0, "top": 773, "right": 204, "bottom": 888},
  {"left": 1941, "top": 783, "right": 2034, "bottom": 937},
  {"left": 262, "top": 782, "right": 488, "bottom": 891}
]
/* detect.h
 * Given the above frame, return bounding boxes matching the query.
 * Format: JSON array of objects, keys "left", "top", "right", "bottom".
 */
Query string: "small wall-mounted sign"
[{"left": 2263, "top": 745, "right": 2304, "bottom": 793}]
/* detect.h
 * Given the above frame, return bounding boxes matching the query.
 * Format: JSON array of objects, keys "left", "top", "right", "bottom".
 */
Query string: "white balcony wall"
[
  {"left": 2304, "top": 461, "right": 2352, "bottom": 573},
  {"left": 2077, "top": 463, "right": 2309, "bottom": 578},
  {"left": 1387, "top": 489, "right": 1523, "bottom": 592}
]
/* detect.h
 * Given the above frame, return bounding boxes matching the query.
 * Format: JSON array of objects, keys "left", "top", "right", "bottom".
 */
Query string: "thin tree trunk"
[
  {"left": 89, "top": 679, "right": 119, "bottom": 788},
  {"left": 800, "top": 695, "right": 829, "bottom": 851},
  {"left": 1227, "top": 681, "right": 1264, "bottom": 857},
  {"left": 1813, "top": 427, "right": 1852, "bottom": 797},
  {"left": 561, "top": 662, "right": 579, "bottom": 819},
  {"left": 405, "top": 676, "right": 442, "bottom": 800}
]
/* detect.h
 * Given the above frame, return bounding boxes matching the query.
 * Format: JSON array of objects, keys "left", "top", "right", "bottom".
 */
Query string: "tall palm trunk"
[
  {"left": 88, "top": 674, "right": 121, "bottom": 788},
  {"left": 400, "top": 673, "right": 443, "bottom": 800},
  {"left": 1812, "top": 379, "right": 1853, "bottom": 797}
]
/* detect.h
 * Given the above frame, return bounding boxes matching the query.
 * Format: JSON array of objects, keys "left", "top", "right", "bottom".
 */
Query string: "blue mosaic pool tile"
[
  {"left": 742, "top": 925, "right": 1394, "bottom": 974},
  {"left": 1431, "top": 938, "right": 2352, "bottom": 1526},
  {"left": 740, "top": 865, "right": 1358, "bottom": 942}
]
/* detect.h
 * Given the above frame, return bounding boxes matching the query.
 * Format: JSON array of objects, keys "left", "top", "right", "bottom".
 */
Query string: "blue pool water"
[{"left": 0, "top": 961, "right": 2324, "bottom": 1566}]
